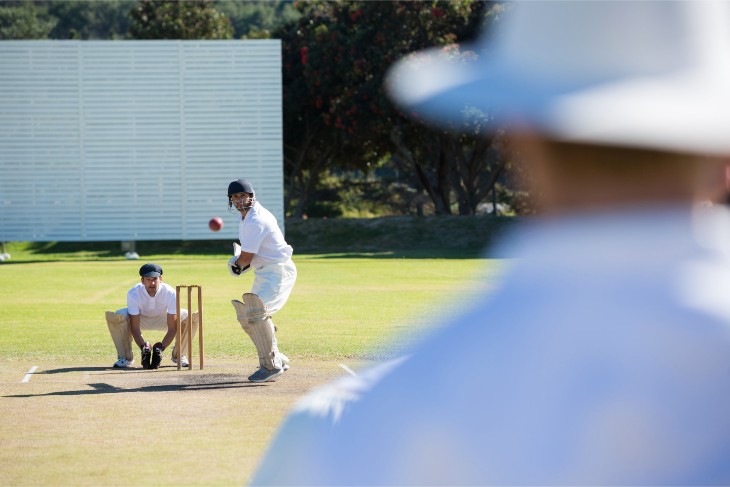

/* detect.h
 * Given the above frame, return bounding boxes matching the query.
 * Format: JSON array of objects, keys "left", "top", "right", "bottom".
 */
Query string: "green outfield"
[{"left": 0, "top": 246, "right": 505, "bottom": 485}]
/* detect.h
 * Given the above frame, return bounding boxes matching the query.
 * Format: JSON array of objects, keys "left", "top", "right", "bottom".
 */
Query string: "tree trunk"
[
  {"left": 390, "top": 126, "right": 451, "bottom": 215},
  {"left": 284, "top": 121, "right": 318, "bottom": 217},
  {"left": 435, "top": 137, "right": 452, "bottom": 215}
]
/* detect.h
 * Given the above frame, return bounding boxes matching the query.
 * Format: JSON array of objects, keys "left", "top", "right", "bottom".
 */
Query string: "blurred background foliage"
[{"left": 0, "top": 0, "right": 534, "bottom": 218}]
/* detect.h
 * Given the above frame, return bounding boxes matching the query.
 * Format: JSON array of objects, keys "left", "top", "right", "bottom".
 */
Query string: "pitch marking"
[
  {"left": 339, "top": 363, "right": 357, "bottom": 377},
  {"left": 21, "top": 366, "right": 38, "bottom": 383}
]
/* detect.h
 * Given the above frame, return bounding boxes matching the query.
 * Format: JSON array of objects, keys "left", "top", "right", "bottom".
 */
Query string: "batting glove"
[
  {"left": 228, "top": 255, "right": 251, "bottom": 277},
  {"left": 228, "top": 255, "right": 242, "bottom": 277}
]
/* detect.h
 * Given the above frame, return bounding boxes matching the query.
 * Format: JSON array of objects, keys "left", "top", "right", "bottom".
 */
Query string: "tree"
[
  {"left": 389, "top": 125, "right": 508, "bottom": 216},
  {"left": 0, "top": 1, "right": 56, "bottom": 39},
  {"left": 275, "top": 1, "right": 501, "bottom": 217},
  {"left": 0, "top": 1, "right": 136, "bottom": 40},
  {"left": 47, "top": 0, "right": 135, "bottom": 39},
  {"left": 215, "top": 0, "right": 300, "bottom": 39},
  {"left": 129, "top": 0, "right": 233, "bottom": 40}
]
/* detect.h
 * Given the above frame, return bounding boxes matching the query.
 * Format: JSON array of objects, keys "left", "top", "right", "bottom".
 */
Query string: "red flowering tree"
[{"left": 277, "top": 1, "right": 504, "bottom": 216}]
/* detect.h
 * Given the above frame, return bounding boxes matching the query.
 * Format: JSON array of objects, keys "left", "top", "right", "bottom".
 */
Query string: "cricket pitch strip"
[{"left": 0, "top": 359, "right": 349, "bottom": 486}]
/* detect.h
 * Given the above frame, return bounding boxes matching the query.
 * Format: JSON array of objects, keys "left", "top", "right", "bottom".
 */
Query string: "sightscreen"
[{"left": 0, "top": 40, "right": 283, "bottom": 242}]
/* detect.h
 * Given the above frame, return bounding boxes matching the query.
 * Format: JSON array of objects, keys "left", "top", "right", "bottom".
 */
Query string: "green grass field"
[{"left": 0, "top": 243, "right": 506, "bottom": 485}]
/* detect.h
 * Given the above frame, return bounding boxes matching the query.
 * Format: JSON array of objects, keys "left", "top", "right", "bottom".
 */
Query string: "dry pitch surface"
[{"left": 0, "top": 358, "right": 350, "bottom": 486}]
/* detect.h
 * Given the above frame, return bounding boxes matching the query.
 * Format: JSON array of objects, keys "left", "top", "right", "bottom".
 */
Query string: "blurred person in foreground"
[{"left": 251, "top": 2, "right": 730, "bottom": 485}]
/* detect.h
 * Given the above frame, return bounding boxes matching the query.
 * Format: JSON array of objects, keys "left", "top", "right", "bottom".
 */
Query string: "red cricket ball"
[{"left": 208, "top": 217, "right": 223, "bottom": 232}]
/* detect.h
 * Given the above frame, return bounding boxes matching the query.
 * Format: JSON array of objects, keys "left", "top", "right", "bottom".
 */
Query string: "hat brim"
[
  {"left": 141, "top": 272, "right": 161, "bottom": 278},
  {"left": 386, "top": 46, "right": 730, "bottom": 156}
]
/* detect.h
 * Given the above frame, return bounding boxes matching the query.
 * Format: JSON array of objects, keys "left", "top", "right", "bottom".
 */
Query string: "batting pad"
[
  {"left": 105, "top": 311, "right": 133, "bottom": 361},
  {"left": 232, "top": 294, "right": 282, "bottom": 370},
  {"left": 172, "top": 311, "right": 198, "bottom": 360}
]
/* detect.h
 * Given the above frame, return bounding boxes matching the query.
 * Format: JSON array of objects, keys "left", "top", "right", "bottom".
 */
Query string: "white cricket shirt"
[
  {"left": 238, "top": 201, "right": 293, "bottom": 268},
  {"left": 126, "top": 282, "right": 177, "bottom": 317}
]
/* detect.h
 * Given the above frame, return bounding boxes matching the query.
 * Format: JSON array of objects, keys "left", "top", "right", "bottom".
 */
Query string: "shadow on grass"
[
  {"left": 0, "top": 239, "right": 235, "bottom": 264},
  {"left": 37, "top": 366, "right": 232, "bottom": 375},
  {"left": 2, "top": 216, "right": 520, "bottom": 263},
  {"left": 304, "top": 249, "right": 488, "bottom": 259},
  {"left": 2, "top": 244, "right": 490, "bottom": 263},
  {"left": 26, "top": 239, "right": 233, "bottom": 257},
  {"left": 5, "top": 376, "right": 266, "bottom": 398},
  {"left": 39, "top": 366, "right": 111, "bottom": 374}
]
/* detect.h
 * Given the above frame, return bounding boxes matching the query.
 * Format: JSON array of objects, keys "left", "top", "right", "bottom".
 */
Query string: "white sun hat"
[{"left": 386, "top": 1, "right": 730, "bottom": 156}]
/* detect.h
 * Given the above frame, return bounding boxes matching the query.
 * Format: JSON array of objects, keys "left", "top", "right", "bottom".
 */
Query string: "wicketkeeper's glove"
[
  {"left": 141, "top": 342, "right": 152, "bottom": 370},
  {"left": 150, "top": 342, "right": 163, "bottom": 370}
]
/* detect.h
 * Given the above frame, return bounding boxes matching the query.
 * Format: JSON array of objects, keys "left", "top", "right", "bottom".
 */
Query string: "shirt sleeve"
[
  {"left": 166, "top": 285, "right": 177, "bottom": 314},
  {"left": 127, "top": 287, "right": 141, "bottom": 315},
  {"left": 240, "top": 217, "right": 268, "bottom": 254}
]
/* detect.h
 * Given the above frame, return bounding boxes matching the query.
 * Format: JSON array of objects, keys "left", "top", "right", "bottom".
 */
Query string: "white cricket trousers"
[{"left": 251, "top": 259, "right": 297, "bottom": 314}]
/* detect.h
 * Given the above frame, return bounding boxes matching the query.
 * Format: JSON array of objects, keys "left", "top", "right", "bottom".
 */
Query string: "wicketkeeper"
[
  {"left": 105, "top": 263, "right": 198, "bottom": 369},
  {"left": 227, "top": 179, "right": 297, "bottom": 383}
]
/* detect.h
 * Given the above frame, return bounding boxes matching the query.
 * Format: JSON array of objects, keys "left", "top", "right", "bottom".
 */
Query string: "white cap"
[{"left": 386, "top": 1, "right": 730, "bottom": 156}]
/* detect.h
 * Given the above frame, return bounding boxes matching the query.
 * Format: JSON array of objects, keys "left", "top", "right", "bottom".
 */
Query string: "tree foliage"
[
  {"left": 0, "top": 1, "right": 57, "bottom": 39},
  {"left": 129, "top": 0, "right": 233, "bottom": 39},
  {"left": 215, "top": 0, "right": 300, "bottom": 39},
  {"left": 0, "top": 0, "right": 294, "bottom": 40},
  {"left": 47, "top": 0, "right": 135, "bottom": 39},
  {"left": 276, "top": 0, "right": 505, "bottom": 217},
  {"left": 0, "top": 1, "right": 133, "bottom": 39}
]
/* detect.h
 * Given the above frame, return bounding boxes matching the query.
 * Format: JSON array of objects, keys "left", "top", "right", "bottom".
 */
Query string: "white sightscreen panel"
[{"left": 0, "top": 40, "right": 284, "bottom": 242}]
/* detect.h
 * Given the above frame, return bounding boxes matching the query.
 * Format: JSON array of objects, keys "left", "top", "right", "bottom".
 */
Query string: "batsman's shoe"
[
  {"left": 172, "top": 355, "right": 189, "bottom": 368},
  {"left": 141, "top": 344, "right": 152, "bottom": 369},
  {"left": 113, "top": 358, "right": 133, "bottom": 368},
  {"left": 248, "top": 366, "right": 284, "bottom": 383},
  {"left": 150, "top": 342, "right": 163, "bottom": 369}
]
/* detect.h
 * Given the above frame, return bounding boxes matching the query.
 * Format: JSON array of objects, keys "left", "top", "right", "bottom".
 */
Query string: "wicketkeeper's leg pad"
[
  {"left": 232, "top": 293, "right": 282, "bottom": 371},
  {"left": 105, "top": 310, "right": 133, "bottom": 361}
]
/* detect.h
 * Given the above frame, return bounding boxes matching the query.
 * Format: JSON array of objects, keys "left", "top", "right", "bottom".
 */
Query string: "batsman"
[{"left": 226, "top": 178, "right": 297, "bottom": 383}]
